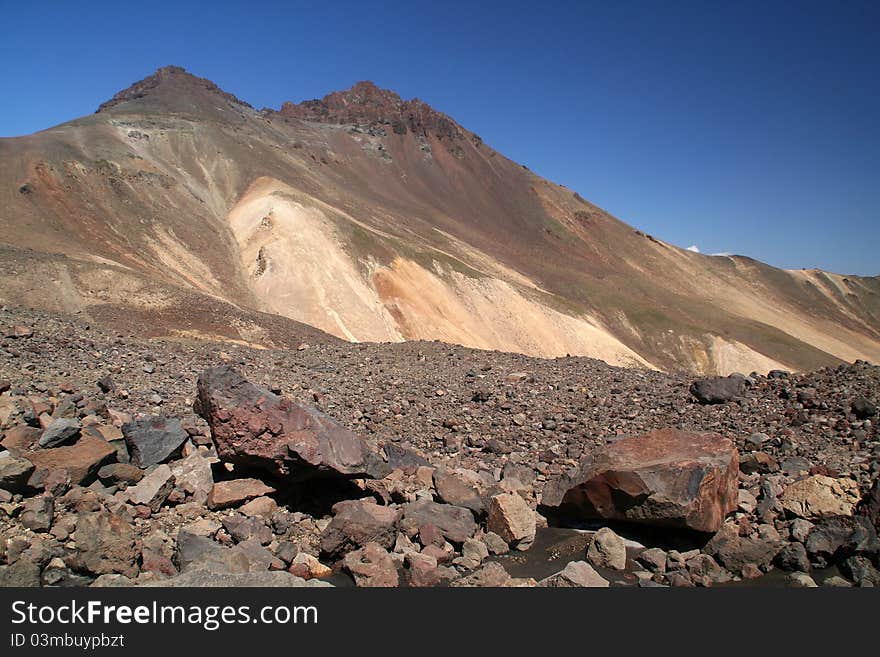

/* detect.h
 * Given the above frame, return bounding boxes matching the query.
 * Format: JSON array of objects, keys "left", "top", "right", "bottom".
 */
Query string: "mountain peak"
[
  {"left": 275, "top": 81, "right": 464, "bottom": 140},
  {"left": 96, "top": 65, "right": 252, "bottom": 115}
]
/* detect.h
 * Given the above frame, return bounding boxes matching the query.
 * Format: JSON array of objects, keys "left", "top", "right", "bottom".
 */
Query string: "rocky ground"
[{"left": 0, "top": 305, "right": 878, "bottom": 588}]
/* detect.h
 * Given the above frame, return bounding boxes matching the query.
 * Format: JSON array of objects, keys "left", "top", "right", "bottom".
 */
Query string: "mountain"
[{"left": 1, "top": 65, "right": 878, "bottom": 373}]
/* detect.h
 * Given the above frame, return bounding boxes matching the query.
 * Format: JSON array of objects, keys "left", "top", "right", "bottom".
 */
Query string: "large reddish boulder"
[
  {"left": 542, "top": 428, "right": 738, "bottom": 533},
  {"left": 195, "top": 366, "right": 390, "bottom": 482}
]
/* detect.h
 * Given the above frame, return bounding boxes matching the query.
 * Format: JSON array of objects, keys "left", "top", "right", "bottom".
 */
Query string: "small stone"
[
  {"left": 289, "top": 553, "right": 331, "bottom": 580},
  {"left": 207, "top": 479, "right": 275, "bottom": 510},
  {"left": 342, "top": 543, "right": 399, "bottom": 587},
  {"left": 97, "top": 463, "right": 144, "bottom": 486},
  {"left": 637, "top": 547, "right": 667, "bottom": 573},
  {"left": 539, "top": 561, "right": 609, "bottom": 587},
  {"left": 20, "top": 494, "right": 54, "bottom": 532},
  {"left": 239, "top": 496, "right": 278, "bottom": 518},
  {"left": 587, "top": 527, "right": 627, "bottom": 570},
  {"left": 785, "top": 572, "right": 817, "bottom": 587},
  {"left": 119, "top": 464, "right": 175, "bottom": 512},
  {"left": 487, "top": 493, "right": 536, "bottom": 550}
]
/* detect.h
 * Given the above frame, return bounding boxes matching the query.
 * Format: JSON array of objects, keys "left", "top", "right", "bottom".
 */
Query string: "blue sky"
[{"left": 1, "top": 0, "right": 877, "bottom": 275}]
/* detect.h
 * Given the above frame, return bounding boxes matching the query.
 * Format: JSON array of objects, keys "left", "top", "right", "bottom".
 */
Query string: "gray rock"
[
  {"left": 775, "top": 542, "right": 811, "bottom": 572},
  {"left": 0, "top": 452, "right": 35, "bottom": 492},
  {"left": 122, "top": 416, "right": 188, "bottom": 468},
  {"left": 433, "top": 468, "right": 485, "bottom": 514},
  {"left": 20, "top": 494, "right": 53, "bottom": 532},
  {"left": 637, "top": 547, "right": 667, "bottom": 573},
  {"left": 401, "top": 499, "right": 477, "bottom": 545},
  {"left": 0, "top": 559, "right": 41, "bottom": 587},
  {"left": 39, "top": 418, "right": 81, "bottom": 448},
  {"left": 119, "top": 464, "right": 174, "bottom": 512},
  {"left": 69, "top": 508, "right": 139, "bottom": 578}
]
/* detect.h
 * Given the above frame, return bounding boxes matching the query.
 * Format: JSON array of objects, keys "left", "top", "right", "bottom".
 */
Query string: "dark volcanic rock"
[
  {"left": 690, "top": 376, "right": 746, "bottom": 404},
  {"left": 122, "top": 416, "right": 188, "bottom": 468},
  {"left": 542, "top": 428, "right": 739, "bottom": 533},
  {"left": 804, "top": 516, "right": 879, "bottom": 568},
  {"left": 851, "top": 396, "right": 877, "bottom": 420},
  {"left": 196, "top": 366, "right": 390, "bottom": 482}
]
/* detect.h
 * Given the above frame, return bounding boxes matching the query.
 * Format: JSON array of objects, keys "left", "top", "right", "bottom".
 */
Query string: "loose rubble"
[{"left": 0, "top": 307, "right": 878, "bottom": 587}]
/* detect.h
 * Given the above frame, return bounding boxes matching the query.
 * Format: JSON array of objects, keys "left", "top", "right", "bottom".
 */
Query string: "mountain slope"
[{"left": 1, "top": 66, "right": 878, "bottom": 373}]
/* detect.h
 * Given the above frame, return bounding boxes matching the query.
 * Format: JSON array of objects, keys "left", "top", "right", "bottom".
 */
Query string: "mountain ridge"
[{"left": 1, "top": 65, "right": 878, "bottom": 374}]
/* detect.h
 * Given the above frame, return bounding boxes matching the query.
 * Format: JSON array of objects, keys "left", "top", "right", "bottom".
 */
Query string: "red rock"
[
  {"left": 23, "top": 435, "right": 117, "bottom": 489},
  {"left": 207, "top": 478, "right": 275, "bottom": 510},
  {"left": 542, "top": 428, "right": 738, "bottom": 533},
  {"left": 1, "top": 425, "right": 41, "bottom": 454},
  {"left": 320, "top": 498, "right": 401, "bottom": 558},
  {"left": 195, "top": 366, "right": 390, "bottom": 482},
  {"left": 342, "top": 542, "right": 399, "bottom": 587}
]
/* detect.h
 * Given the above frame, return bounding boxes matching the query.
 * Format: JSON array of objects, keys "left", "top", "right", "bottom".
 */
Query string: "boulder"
[
  {"left": 587, "top": 527, "right": 627, "bottom": 570},
  {"left": 542, "top": 428, "right": 738, "bottom": 533},
  {"left": 320, "top": 498, "right": 401, "bottom": 558},
  {"left": 195, "top": 366, "right": 390, "bottom": 482},
  {"left": 858, "top": 478, "right": 879, "bottom": 531},
  {"left": 487, "top": 493, "right": 536, "bottom": 549},
  {"left": 122, "top": 416, "right": 188, "bottom": 468},
  {"left": 539, "top": 561, "right": 610, "bottom": 587},
  {"left": 401, "top": 499, "right": 477, "bottom": 544},
  {"left": 689, "top": 376, "right": 746, "bottom": 404},
  {"left": 207, "top": 478, "right": 275, "bottom": 510},
  {"left": 23, "top": 435, "right": 116, "bottom": 489},
  {"left": 342, "top": 542, "right": 399, "bottom": 587},
  {"left": 0, "top": 559, "right": 41, "bottom": 587},
  {"left": 780, "top": 475, "right": 860, "bottom": 520}
]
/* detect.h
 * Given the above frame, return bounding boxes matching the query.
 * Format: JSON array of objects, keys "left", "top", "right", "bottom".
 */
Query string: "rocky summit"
[
  {"left": 0, "top": 65, "right": 878, "bottom": 376},
  {"left": 0, "top": 307, "right": 879, "bottom": 588}
]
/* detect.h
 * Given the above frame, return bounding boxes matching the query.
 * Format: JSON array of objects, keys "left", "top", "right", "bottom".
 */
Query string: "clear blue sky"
[{"left": 1, "top": 0, "right": 877, "bottom": 275}]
